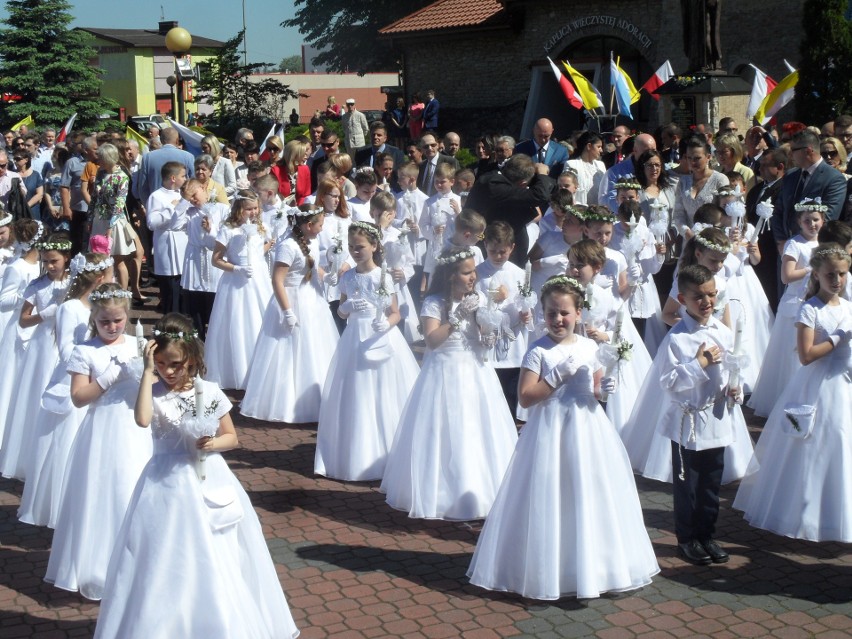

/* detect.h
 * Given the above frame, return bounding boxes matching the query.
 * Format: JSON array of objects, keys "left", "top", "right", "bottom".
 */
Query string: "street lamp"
[
  {"left": 165, "top": 26, "right": 192, "bottom": 125},
  {"left": 166, "top": 75, "right": 177, "bottom": 119}
]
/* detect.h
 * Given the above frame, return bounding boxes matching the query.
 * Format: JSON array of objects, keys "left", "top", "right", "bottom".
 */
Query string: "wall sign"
[{"left": 544, "top": 15, "right": 654, "bottom": 53}]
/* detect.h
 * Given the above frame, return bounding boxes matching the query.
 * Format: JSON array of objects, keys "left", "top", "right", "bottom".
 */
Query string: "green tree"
[
  {"left": 0, "top": 0, "right": 116, "bottom": 130},
  {"left": 795, "top": 0, "right": 852, "bottom": 123},
  {"left": 193, "top": 30, "right": 299, "bottom": 138},
  {"left": 282, "top": 0, "right": 432, "bottom": 74},
  {"left": 278, "top": 54, "right": 302, "bottom": 73}
]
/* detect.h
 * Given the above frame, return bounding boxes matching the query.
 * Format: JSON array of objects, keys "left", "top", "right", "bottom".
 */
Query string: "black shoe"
[
  {"left": 700, "top": 539, "right": 729, "bottom": 564},
  {"left": 677, "top": 540, "right": 712, "bottom": 565}
]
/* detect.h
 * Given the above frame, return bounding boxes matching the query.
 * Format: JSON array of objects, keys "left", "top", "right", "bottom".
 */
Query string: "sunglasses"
[
  {"left": 821, "top": 150, "right": 838, "bottom": 159},
  {"left": 321, "top": 142, "right": 337, "bottom": 148}
]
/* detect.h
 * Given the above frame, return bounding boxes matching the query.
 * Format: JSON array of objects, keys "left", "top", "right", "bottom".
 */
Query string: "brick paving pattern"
[{"left": 0, "top": 310, "right": 850, "bottom": 638}]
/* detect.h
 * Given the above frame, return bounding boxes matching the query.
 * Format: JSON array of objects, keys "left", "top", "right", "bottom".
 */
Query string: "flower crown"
[
  {"left": 542, "top": 275, "right": 584, "bottom": 293},
  {"left": 615, "top": 174, "right": 641, "bottom": 190},
  {"left": 565, "top": 205, "right": 586, "bottom": 220},
  {"left": 89, "top": 288, "right": 133, "bottom": 301},
  {"left": 35, "top": 239, "right": 73, "bottom": 252},
  {"left": 355, "top": 166, "right": 375, "bottom": 176},
  {"left": 581, "top": 207, "right": 616, "bottom": 224},
  {"left": 69, "top": 253, "right": 114, "bottom": 277},
  {"left": 0, "top": 213, "right": 11, "bottom": 227},
  {"left": 349, "top": 220, "right": 381, "bottom": 242},
  {"left": 436, "top": 248, "right": 475, "bottom": 265},
  {"left": 152, "top": 328, "right": 199, "bottom": 342},
  {"left": 290, "top": 206, "right": 320, "bottom": 219},
  {"left": 714, "top": 184, "right": 743, "bottom": 199},
  {"left": 794, "top": 198, "right": 828, "bottom": 214},
  {"left": 812, "top": 246, "right": 849, "bottom": 260},
  {"left": 695, "top": 233, "right": 731, "bottom": 254},
  {"left": 20, "top": 220, "right": 45, "bottom": 252}
]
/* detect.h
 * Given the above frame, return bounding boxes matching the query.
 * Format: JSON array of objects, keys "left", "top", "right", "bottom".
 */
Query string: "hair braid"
[{"left": 291, "top": 223, "right": 315, "bottom": 283}]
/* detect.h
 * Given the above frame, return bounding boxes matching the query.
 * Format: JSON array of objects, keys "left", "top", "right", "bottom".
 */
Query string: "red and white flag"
[
  {"left": 258, "top": 123, "right": 278, "bottom": 161},
  {"left": 639, "top": 60, "right": 674, "bottom": 101},
  {"left": 56, "top": 112, "right": 77, "bottom": 143},
  {"left": 747, "top": 65, "right": 777, "bottom": 121},
  {"left": 547, "top": 57, "right": 584, "bottom": 110}
]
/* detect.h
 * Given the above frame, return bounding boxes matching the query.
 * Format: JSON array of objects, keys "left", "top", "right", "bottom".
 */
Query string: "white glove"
[
  {"left": 283, "top": 308, "right": 299, "bottom": 329},
  {"left": 600, "top": 376, "right": 618, "bottom": 394},
  {"left": 544, "top": 355, "right": 578, "bottom": 388},
  {"left": 339, "top": 298, "right": 371, "bottom": 315},
  {"left": 233, "top": 264, "right": 253, "bottom": 278},
  {"left": 626, "top": 263, "right": 642, "bottom": 283},
  {"left": 38, "top": 304, "right": 58, "bottom": 320},
  {"left": 830, "top": 318, "right": 852, "bottom": 345},
  {"left": 96, "top": 362, "right": 124, "bottom": 390},
  {"left": 372, "top": 316, "right": 390, "bottom": 333},
  {"left": 454, "top": 294, "right": 480, "bottom": 319},
  {"left": 538, "top": 254, "right": 569, "bottom": 269},
  {"left": 324, "top": 271, "right": 339, "bottom": 287}
]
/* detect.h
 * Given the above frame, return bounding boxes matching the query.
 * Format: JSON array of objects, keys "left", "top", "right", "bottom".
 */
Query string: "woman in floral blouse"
[{"left": 91, "top": 143, "right": 141, "bottom": 295}]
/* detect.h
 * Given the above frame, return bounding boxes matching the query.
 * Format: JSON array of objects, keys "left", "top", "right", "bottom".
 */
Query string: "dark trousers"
[
  {"left": 671, "top": 442, "right": 724, "bottom": 544},
  {"left": 183, "top": 289, "right": 215, "bottom": 341},
  {"left": 69, "top": 209, "right": 89, "bottom": 255},
  {"left": 496, "top": 367, "right": 520, "bottom": 420},
  {"left": 157, "top": 275, "right": 184, "bottom": 315}
]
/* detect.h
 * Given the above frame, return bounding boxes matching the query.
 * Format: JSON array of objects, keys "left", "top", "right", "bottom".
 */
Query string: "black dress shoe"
[
  {"left": 700, "top": 539, "right": 729, "bottom": 564},
  {"left": 677, "top": 540, "right": 712, "bottom": 565}
]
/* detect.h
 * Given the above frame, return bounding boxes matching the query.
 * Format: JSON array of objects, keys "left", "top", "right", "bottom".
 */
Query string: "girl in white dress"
[
  {"left": 381, "top": 248, "right": 518, "bottom": 520},
  {"left": 19, "top": 253, "right": 112, "bottom": 528},
  {"left": 315, "top": 178, "right": 353, "bottom": 332},
  {"left": 315, "top": 221, "right": 419, "bottom": 481},
  {"left": 565, "top": 131, "right": 606, "bottom": 206},
  {"left": 94, "top": 313, "right": 299, "bottom": 639},
  {"left": 0, "top": 220, "right": 43, "bottom": 444},
  {"left": 734, "top": 245, "right": 852, "bottom": 542},
  {"left": 0, "top": 233, "right": 72, "bottom": 480},
  {"left": 467, "top": 276, "right": 659, "bottom": 600},
  {"left": 748, "top": 199, "right": 824, "bottom": 416},
  {"left": 241, "top": 207, "right": 339, "bottom": 423},
  {"left": 206, "top": 190, "right": 273, "bottom": 390},
  {"left": 45, "top": 283, "right": 153, "bottom": 601},
  {"left": 0, "top": 212, "right": 15, "bottom": 280},
  {"left": 180, "top": 178, "right": 227, "bottom": 340},
  {"left": 621, "top": 228, "right": 754, "bottom": 483}
]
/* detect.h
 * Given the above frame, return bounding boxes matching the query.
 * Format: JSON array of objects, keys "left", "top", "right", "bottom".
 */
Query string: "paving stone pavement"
[{"left": 0, "top": 310, "right": 850, "bottom": 638}]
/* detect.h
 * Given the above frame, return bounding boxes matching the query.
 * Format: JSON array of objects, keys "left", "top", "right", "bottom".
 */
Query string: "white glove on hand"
[
  {"left": 283, "top": 308, "right": 299, "bottom": 329},
  {"left": 324, "top": 271, "right": 339, "bottom": 287},
  {"left": 627, "top": 264, "right": 642, "bottom": 283},
  {"left": 544, "top": 355, "right": 578, "bottom": 388},
  {"left": 372, "top": 317, "right": 390, "bottom": 333},
  {"left": 96, "top": 362, "right": 124, "bottom": 390},
  {"left": 600, "top": 376, "right": 618, "bottom": 395},
  {"left": 233, "top": 265, "right": 253, "bottom": 278},
  {"left": 830, "top": 317, "right": 852, "bottom": 345},
  {"left": 454, "top": 294, "right": 480, "bottom": 319},
  {"left": 339, "top": 298, "right": 371, "bottom": 315},
  {"left": 38, "top": 304, "right": 58, "bottom": 320}
]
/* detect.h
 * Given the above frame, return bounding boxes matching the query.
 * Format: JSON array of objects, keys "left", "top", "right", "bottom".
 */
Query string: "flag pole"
[{"left": 608, "top": 52, "right": 617, "bottom": 118}]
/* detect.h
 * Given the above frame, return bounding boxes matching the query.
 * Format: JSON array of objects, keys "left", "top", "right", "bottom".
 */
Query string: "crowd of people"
[{"left": 0, "top": 105, "right": 849, "bottom": 631}]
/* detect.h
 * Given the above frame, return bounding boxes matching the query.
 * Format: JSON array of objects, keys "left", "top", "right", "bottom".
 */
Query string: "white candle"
[
  {"left": 524, "top": 261, "right": 532, "bottom": 290},
  {"left": 376, "top": 261, "right": 387, "bottom": 321},
  {"left": 734, "top": 314, "right": 744, "bottom": 354},
  {"left": 194, "top": 376, "right": 205, "bottom": 415},
  {"left": 246, "top": 233, "right": 253, "bottom": 269},
  {"left": 194, "top": 376, "right": 207, "bottom": 481},
  {"left": 614, "top": 305, "right": 625, "bottom": 340},
  {"left": 135, "top": 320, "right": 145, "bottom": 357}
]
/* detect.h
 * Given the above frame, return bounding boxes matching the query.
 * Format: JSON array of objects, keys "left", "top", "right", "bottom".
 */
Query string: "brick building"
[{"left": 380, "top": 0, "right": 805, "bottom": 141}]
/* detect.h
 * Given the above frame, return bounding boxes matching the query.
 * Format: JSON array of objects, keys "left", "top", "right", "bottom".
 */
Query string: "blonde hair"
[
  {"left": 226, "top": 190, "right": 267, "bottom": 236},
  {"left": 88, "top": 283, "right": 130, "bottom": 338},
  {"left": 283, "top": 139, "right": 308, "bottom": 174}
]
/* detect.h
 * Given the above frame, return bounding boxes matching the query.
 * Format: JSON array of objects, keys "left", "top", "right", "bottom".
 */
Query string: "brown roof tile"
[{"left": 380, "top": 0, "right": 504, "bottom": 35}]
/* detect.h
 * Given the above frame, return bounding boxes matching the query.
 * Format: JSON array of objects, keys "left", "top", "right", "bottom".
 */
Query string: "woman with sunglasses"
[
  {"left": 200, "top": 135, "right": 237, "bottom": 200},
  {"left": 820, "top": 137, "right": 849, "bottom": 180}
]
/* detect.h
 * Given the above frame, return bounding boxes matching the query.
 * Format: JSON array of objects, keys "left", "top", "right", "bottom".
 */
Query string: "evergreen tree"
[
  {"left": 193, "top": 30, "right": 299, "bottom": 137},
  {"left": 0, "top": 0, "right": 116, "bottom": 129},
  {"left": 283, "top": 0, "right": 432, "bottom": 74},
  {"left": 796, "top": 0, "right": 852, "bottom": 123}
]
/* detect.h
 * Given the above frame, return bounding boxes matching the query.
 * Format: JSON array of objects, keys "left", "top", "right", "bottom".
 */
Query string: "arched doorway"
[{"left": 522, "top": 36, "right": 654, "bottom": 140}]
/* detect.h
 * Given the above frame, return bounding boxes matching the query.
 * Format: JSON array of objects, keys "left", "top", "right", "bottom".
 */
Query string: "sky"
[{"left": 0, "top": 0, "right": 304, "bottom": 65}]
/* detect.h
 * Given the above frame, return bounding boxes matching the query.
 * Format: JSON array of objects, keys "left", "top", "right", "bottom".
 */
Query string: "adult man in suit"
[
  {"left": 772, "top": 129, "right": 846, "bottom": 245},
  {"left": 133, "top": 127, "right": 195, "bottom": 205},
  {"left": 602, "top": 125, "right": 631, "bottom": 168},
  {"left": 306, "top": 117, "right": 325, "bottom": 168},
  {"left": 341, "top": 98, "right": 369, "bottom": 152},
  {"left": 422, "top": 90, "right": 440, "bottom": 130},
  {"left": 417, "top": 131, "right": 459, "bottom": 196},
  {"left": 354, "top": 121, "right": 405, "bottom": 170},
  {"left": 746, "top": 147, "right": 788, "bottom": 312},
  {"left": 466, "top": 154, "right": 555, "bottom": 266},
  {"left": 514, "top": 118, "right": 568, "bottom": 178}
]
